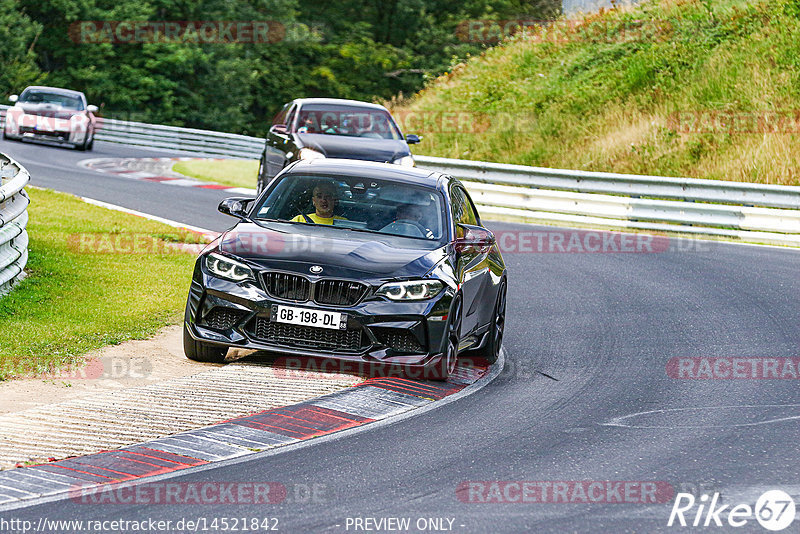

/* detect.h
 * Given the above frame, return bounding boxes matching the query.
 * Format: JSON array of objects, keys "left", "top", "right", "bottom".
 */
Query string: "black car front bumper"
[{"left": 185, "top": 266, "right": 455, "bottom": 370}]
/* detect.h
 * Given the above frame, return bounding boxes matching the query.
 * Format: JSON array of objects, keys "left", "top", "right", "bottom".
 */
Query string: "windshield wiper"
[
  {"left": 252, "top": 218, "right": 292, "bottom": 228},
  {"left": 338, "top": 227, "right": 380, "bottom": 235}
]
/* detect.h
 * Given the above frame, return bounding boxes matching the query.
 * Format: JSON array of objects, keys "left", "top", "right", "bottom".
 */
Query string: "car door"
[
  {"left": 265, "top": 103, "right": 298, "bottom": 179},
  {"left": 450, "top": 182, "right": 492, "bottom": 337}
]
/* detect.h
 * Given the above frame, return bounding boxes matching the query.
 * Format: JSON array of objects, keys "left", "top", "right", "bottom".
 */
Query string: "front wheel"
[
  {"left": 76, "top": 132, "right": 94, "bottom": 151},
  {"left": 432, "top": 295, "right": 462, "bottom": 381},
  {"left": 470, "top": 279, "right": 506, "bottom": 364},
  {"left": 183, "top": 323, "right": 228, "bottom": 363}
]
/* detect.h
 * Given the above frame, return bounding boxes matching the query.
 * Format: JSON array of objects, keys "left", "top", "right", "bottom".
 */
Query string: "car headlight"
[
  {"left": 393, "top": 155, "right": 415, "bottom": 167},
  {"left": 205, "top": 253, "right": 254, "bottom": 282},
  {"left": 376, "top": 279, "right": 443, "bottom": 301},
  {"left": 299, "top": 148, "right": 325, "bottom": 160}
]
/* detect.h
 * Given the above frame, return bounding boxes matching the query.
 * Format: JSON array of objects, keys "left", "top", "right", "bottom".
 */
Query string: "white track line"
[{"left": 79, "top": 197, "right": 219, "bottom": 238}]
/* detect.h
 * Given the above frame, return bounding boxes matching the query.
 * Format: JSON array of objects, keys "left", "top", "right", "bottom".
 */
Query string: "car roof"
[
  {"left": 292, "top": 98, "right": 389, "bottom": 112},
  {"left": 286, "top": 159, "right": 447, "bottom": 189},
  {"left": 22, "top": 86, "right": 86, "bottom": 98}
]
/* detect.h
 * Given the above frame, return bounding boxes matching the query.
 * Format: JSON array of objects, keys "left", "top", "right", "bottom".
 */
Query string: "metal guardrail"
[
  {"left": 0, "top": 153, "right": 30, "bottom": 296},
  {"left": 0, "top": 105, "right": 263, "bottom": 159},
  {"left": 93, "top": 117, "right": 265, "bottom": 159},
  {"left": 415, "top": 155, "right": 800, "bottom": 246},
  {"left": 2, "top": 104, "right": 799, "bottom": 245},
  {"left": 414, "top": 155, "right": 800, "bottom": 209}
]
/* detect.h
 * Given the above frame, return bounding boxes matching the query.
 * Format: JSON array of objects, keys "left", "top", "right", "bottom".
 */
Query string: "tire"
[
  {"left": 432, "top": 295, "right": 462, "bottom": 381},
  {"left": 183, "top": 323, "right": 228, "bottom": 363},
  {"left": 76, "top": 130, "right": 93, "bottom": 151},
  {"left": 469, "top": 279, "right": 506, "bottom": 364}
]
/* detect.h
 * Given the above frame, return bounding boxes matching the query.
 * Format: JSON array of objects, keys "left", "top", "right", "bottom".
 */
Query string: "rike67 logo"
[{"left": 668, "top": 490, "right": 796, "bottom": 531}]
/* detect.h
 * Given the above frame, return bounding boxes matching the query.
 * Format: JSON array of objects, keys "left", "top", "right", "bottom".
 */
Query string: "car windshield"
[
  {"left": 19, "top": 90, "right": 83, "bottom": 110},
  {"left": 293, "top": 105, "right": 403, "bottom": 140},
  {"left": 254, "top": 174, "right": 445, "bottom": 241}
]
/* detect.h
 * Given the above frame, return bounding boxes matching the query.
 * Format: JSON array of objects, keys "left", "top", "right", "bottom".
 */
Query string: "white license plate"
[{"left": 272, "top": 305, "right": 345, "bottom": 330}]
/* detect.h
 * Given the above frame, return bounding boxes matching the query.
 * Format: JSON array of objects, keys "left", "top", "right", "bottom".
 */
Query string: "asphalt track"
[
  {"left": 3, "top": 139, "right": 235, "bottom": 232},
  {"left": 2, "top": 139, "right": 799, "bottom": 533}
]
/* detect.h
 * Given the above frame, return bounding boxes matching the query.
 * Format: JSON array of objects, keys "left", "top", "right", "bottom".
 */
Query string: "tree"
[{"left": 0, "top": 0, "right": 44, "bottom": 96}]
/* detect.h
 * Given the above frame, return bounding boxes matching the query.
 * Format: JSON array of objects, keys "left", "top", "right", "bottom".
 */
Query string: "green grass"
[
  {"left": 173, "top": 159, "right": 259, "bottom": 189},
  {"left": 0, "top": 188, "right": 199, "bottom": 380},
  {"left": 395, "top": 0, "right": 800, "bottom": 185}
]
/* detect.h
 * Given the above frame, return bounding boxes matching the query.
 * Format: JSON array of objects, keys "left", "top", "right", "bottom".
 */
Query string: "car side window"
[
  {"left": 450, "top": 185, "right": 479, "bottom": 227},
  {"left": 462, "top": 188, "right": 481, "bottom": 226}
]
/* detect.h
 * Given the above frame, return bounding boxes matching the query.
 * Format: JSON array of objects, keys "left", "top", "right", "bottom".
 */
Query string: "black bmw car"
[
  {"left": 184, "top": 159, "right": 506, "bottom": 380},
  {"left": 256, "top": 98, "right": 420, "bottom": 194}
]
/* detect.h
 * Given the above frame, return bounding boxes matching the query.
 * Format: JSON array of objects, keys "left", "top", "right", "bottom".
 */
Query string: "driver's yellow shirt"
[{"left": 291, "top": 213, "right": 347, "bottom": 225}]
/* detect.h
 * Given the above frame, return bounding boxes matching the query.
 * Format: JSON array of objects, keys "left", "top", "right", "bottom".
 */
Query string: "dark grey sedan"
[{"left": 256, "top": 98, "right": 420, "bottom": 194}]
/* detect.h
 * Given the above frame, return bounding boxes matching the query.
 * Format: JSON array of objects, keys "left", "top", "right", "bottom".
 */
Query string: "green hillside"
[{"left": 398, "top": 0, "right": 800, "bottom": 185}]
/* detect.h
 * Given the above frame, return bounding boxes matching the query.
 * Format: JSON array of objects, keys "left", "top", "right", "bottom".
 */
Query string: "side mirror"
[
  {"left": 406, "top": 134, "right": 421, "bottom": 144},
  {"left": 87, "top": 104, "right": 99, "bottom": 113},
  {"left": 455, "top": 224, "right": 495, "bottom": 253},
  {"left": 218, "top": 197, "right": 254, "bottom": 219},
  {"left": 8, "top": 95, "right": 18, "bottom": 103}
]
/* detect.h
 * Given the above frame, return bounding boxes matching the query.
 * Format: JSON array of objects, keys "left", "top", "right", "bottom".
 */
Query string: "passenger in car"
[
  {"left": 380, "top": 203, "right": 432, "bottom": 238},
  {"left": 395, "top": 203, "right": 424, "bottom": 224}
]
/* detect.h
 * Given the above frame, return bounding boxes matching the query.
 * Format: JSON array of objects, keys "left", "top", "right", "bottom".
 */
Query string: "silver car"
[{"left": 3, "top": 86, "right": 98, "bottom": 151}]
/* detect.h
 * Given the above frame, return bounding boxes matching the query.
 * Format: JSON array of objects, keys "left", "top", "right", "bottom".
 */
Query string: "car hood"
[
  {"left": 17, "top": 103, "right": 82, "bottom": 119},
  {"left": 217, "top": 223, "right": 446, "bottom": 279},
  {"left": 295, "top": 133, "right": 410, "bottom": 163}
]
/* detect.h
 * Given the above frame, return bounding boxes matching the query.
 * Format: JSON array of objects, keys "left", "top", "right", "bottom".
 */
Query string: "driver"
[
  {"left": 291, "top": 181, "right": 347, "bottom": 225},
  {"left": 296, "top": 115, "right": 317, "bottom": 134}
]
